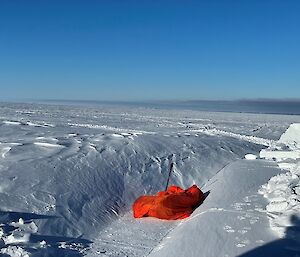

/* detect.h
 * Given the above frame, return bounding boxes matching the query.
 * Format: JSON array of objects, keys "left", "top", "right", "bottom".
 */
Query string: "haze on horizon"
[{"left": 1, "top": 1, "right": 300, "bottom": 102}]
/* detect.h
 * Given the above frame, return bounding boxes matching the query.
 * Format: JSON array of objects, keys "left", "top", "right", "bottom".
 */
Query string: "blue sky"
[{"left": 0, "top": 0, "right": 299, "bottom": 101}]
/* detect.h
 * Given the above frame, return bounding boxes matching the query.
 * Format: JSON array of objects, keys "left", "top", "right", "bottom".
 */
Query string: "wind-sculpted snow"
[{"left": 1, "top": 102, "right": 300, "bottom": 256}]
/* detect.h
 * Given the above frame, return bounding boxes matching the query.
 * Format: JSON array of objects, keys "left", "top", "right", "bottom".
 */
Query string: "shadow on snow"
[{"left": 238, "top": 214, "right": 300, "bottom": 257}]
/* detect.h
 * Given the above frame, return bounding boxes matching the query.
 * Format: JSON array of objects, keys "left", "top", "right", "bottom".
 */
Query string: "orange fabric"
[{"left": 132, "top": 185, "right": 204, "bottom": 220}]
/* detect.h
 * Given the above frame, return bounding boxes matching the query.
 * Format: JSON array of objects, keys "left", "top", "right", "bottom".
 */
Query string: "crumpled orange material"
[{"left": 132, "top": 185, "right": 204, "bottom": 220}]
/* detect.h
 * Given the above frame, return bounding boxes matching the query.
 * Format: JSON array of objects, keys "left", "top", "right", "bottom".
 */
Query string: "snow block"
[{"left": 278, "top": 123, "right": 300, "bottom": 149}]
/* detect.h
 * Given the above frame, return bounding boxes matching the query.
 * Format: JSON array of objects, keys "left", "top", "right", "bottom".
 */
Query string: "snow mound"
[
  {"left": 259, "top": 123, "right": 300, "bottom": 239},
  {"left": 245, "top": 154, "right": 257, "bottom": 160}
]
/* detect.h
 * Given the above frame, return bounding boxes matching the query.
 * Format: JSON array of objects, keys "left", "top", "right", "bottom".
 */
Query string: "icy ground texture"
[
  {"left": 259, "top": 123, "right": 300, "bottom": 239},
  {"left": 1, "top": 102, "right": 300, "bottom": 256}
]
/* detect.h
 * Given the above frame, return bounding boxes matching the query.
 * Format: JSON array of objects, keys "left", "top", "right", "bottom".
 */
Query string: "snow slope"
[
  {"left": 148, "top": 123, "right": 300, "bottom": 257},
  {"left": 148, "top": 159, "right": 287, "bottom": 257},
  {"left": 1, "top": 102, "right": 300, "bottom": 256}
]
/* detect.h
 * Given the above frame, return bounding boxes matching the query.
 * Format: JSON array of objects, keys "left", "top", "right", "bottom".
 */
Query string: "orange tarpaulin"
[{"left": 132, "top": 185, "right": 204, "bottom": 220}]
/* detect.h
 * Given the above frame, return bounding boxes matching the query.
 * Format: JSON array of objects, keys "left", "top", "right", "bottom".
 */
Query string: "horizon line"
[{"left": 2, "top": 97, "right": 300, "bottom": 104}]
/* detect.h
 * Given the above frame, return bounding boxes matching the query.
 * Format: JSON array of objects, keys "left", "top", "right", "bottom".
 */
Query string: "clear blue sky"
[{"left": 1, "top": 0, "right": 299, "bottom": 101}]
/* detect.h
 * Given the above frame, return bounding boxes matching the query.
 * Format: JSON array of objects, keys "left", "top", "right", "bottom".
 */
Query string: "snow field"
[{"left": 1, "top": 102, "right": 300, "bottom": 256}]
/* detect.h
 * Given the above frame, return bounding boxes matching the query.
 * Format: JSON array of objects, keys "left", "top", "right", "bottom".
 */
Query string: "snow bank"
[
  {"left": 149, "top": 160, "right": 283, "bottom": 257},
  {"left": 259, "top": 123, "right": 300, "bottom": 239}
]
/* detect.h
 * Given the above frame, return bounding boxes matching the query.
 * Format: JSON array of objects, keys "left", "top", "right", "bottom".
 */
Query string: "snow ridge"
[
  {"left": 192, "top": 128, "right": 275, "bottom": 147},
  {"left": 67, "top": 122, "right": 152, "bottom": 135}
]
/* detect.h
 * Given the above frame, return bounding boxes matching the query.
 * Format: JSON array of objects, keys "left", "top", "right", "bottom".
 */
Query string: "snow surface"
[
  {"left": 1, "top": 102, "right": 300, "bottom": 256},
  {"left": 148, "top": 160, "right": 287, "bottom": 257},
  {"left": 244, "top": 154, "right": 257, "bottom": 160},
  {"left": 259, "top": 123, "right": 300, "bottom": 242}
]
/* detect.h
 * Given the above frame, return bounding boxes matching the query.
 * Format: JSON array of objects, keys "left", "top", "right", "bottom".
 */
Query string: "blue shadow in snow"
[{"left": 238, "top": 215, "right": 300, "bottom": 257}]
